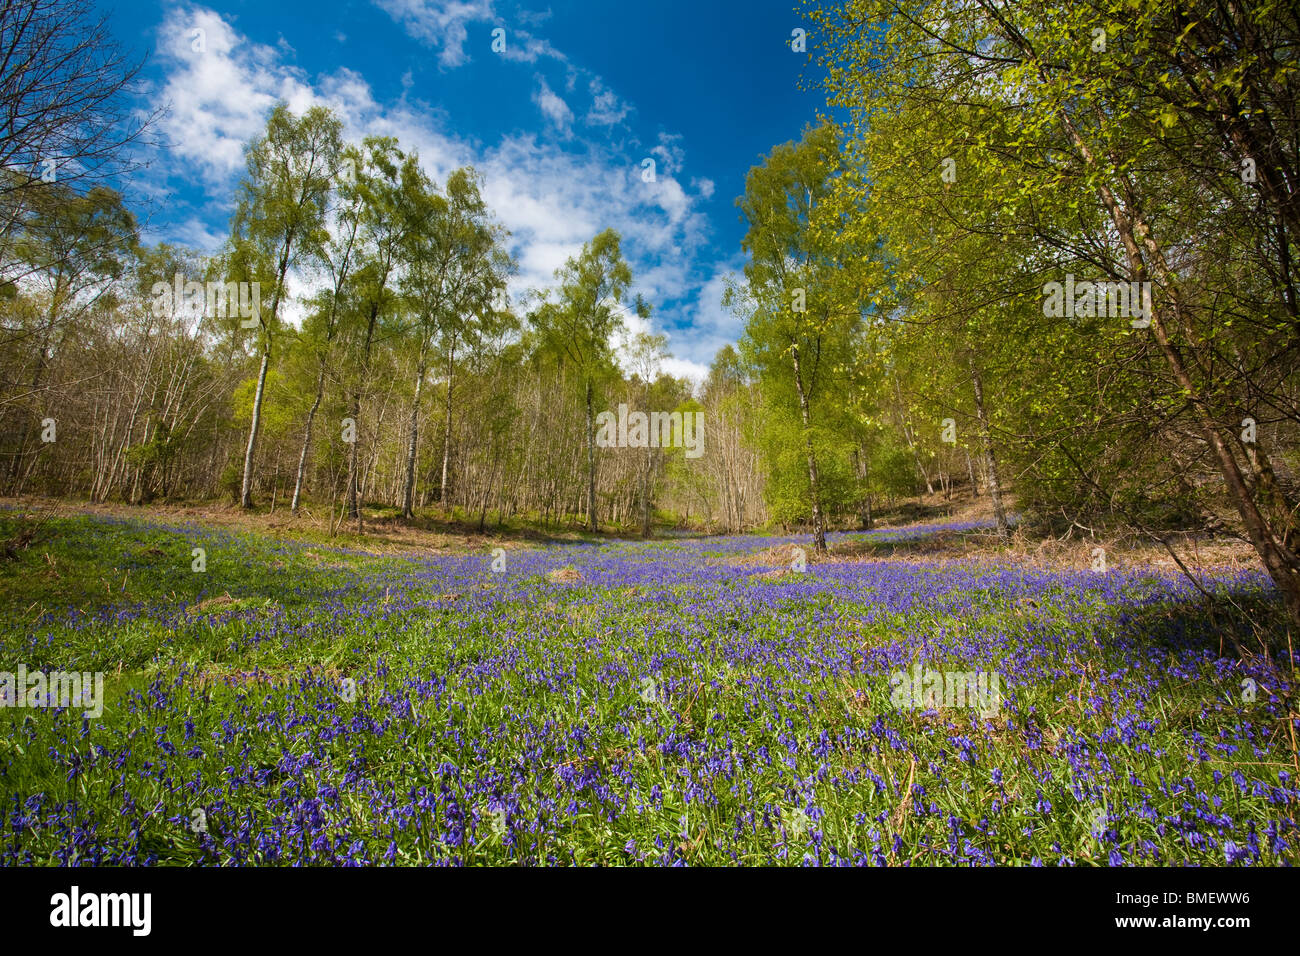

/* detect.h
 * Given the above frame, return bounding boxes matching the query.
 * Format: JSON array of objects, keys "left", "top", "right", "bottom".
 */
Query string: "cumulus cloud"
[
  {"left": 661, "top": 357, "right": 710, "bottom": 385},
  {"left": 691, "top": 177, "right": 716, "bottom": 200},
  {"left": 154, "top": 6, "right": 313, "bottom": 187}
]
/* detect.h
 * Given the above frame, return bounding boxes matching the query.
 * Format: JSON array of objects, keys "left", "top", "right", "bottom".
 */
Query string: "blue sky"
[{"left": 106, "top": 0, "right": 829, "bottom": 381}]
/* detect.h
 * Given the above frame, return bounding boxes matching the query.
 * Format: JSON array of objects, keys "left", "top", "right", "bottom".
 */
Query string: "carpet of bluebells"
[{"left": 0, "top": 512, "right": 1297, "bottom": 866}]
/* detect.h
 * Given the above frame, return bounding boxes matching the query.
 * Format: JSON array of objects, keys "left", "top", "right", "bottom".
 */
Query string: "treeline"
[{"left": 0, "top": 103, "right": 773, "bottom": 532}]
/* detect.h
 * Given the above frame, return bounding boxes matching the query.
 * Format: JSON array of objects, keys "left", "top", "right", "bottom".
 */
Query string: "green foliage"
[
  {"left": 804, "top": 0, "right": 1300, "bottom": 547},
  {"left": 233, "top": 370, "right": 292, "bottom": 438}
]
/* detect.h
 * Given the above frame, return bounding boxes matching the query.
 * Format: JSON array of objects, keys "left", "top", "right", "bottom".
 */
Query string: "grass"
[{"left": 0, "top": 507, "right": 1296, "bottom": 866}]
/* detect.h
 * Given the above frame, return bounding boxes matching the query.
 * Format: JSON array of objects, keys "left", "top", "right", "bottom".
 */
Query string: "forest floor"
[
  {"left": 0, "top": 492, "right": 1263, "bottom": 575},
  {"left": 0, "top": 494, "right": 606, "bottom": 556},
  {"left": 0, "top": 499, "right": 1294, "bottom": 866}
]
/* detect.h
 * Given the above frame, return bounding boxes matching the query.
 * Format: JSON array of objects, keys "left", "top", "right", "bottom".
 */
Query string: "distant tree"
[
  {"left": 531, "top": 229, "right": 646, "bottom": 532},
  {"left": 627, "top": 330, "right": 669, "bottom": 535},
  {"left": 342, "top": 137, "right": 422, "bottom": 529},
  {"left": 290, "top": 142, "right": 364, "bottom": 514},
  {"left": 227, "top": 104, "right": 341, "bottom": 509},
  {"left": 400, "top": 166, "right": 514, "bottom": 518},
  {"left": 1, "top": 182, "right": 137, "bottom": 491}
]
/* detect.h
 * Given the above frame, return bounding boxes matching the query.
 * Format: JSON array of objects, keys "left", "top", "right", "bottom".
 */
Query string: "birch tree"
[{"left": 228, "top": 104, "right": 341, "bottom": 509}]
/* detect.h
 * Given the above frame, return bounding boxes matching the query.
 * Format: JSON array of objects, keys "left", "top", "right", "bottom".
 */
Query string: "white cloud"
[
  {"left": 664, "top": 263, "right": 747, "bottom": 374},
  {"left": 154, "top": 7, "right": 314, "bottom": 187},
  {"left": 585, "top": 78, "right": 630, "bottom": 127},
  {"left": 373, "top": 0, "right": 569, "bottom": 69},
  {"left": 371, "top": 0, "right": 495, "bottom": 69},
  {"left": 650, "top": 132, "right": 686, "bottom": 176},
  {"left": 661, "top": 357, "right": 710, "bottom": 385},
  {"left": 498, "top": 31, "right": 568, "bottom": 66},
  {"left": 532, "top": 76, "right": 573, "bottom": 134},
  {"left": 374, "top": 0, "right": 633, "bottom": 138},
  {"left": 515, "top": 7, "right": 553, "bottom": 29},
  {"left": 473, "top": 133, "right": 710, "bottom": 302},
  {"left": 166, "top": 215, "right": 228, "bottom": 252}
]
